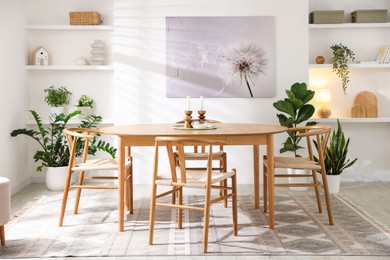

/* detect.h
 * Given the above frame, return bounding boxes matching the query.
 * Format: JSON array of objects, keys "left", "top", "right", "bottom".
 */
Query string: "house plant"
[
  {"left": 76, "top": 94, "right": 94, "bottom": 118},
  {"left": 330, "top": 43, "right": 355, "bottom": 94},
  {"left": 273, "top": 82, "right": 316, "bottom": 190},
  {"left": 273, "top": 82, "right": 316, "bottom": 157},
  {"left": 10, "top": 110, "right": 116, "bottom": 191},
  {"left": 315, "top": 119, "right": 358, "bottom": 193},
  {"left": 44, "top": 86, "right": 72, "bottom": 114}
]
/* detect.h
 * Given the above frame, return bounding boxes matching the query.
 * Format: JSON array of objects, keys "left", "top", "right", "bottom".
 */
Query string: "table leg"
[
  {"left": 267, "top": 134, "right": 275, "bottom": 229},
  {"left": 253, "top": 145, "right": 260, "bottom": 209},
  {"left": 118, "top": 137, "right": 125, "bottom": 232}
]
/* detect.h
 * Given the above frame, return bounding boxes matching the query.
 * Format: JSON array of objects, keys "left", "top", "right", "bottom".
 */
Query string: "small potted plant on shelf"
[
  {"left": 10, "top": 110, "right": 116, "bottom": 191},
  {"left": 330, "top": 43, "right": 355, "bottom": 94},
  {"left": 315, "top": 119, "right": 358, "bottom": 194},
  {"left": 76, "top": 94, "right": 94, "bottom": 118},
  {"left": 273, "top": 82, "right": 317, "bottom": 190},
  {"left": 44, "top": 86, "right": 72, "bottom": 115}
]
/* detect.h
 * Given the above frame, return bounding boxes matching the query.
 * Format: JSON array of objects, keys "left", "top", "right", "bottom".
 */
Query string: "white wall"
[
  {"left": 0, "top": 0, "right": 30, "bottom": 193},
  {"left": 112, "top": 0, "right": 309, "bottom": 184}
]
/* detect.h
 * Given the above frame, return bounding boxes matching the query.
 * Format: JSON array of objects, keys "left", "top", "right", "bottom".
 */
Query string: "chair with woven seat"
[
  {"left": 174, "top": 120, "right": 227, "bottom": 205},
  {"left": 59, "top": 128, "right": 133, "bottom": 228},
  {"left": 263, "top": 125, "right": 334, "bottom": 226},
  {"left": 148, "top": 137, "right": 237, "bottom": 253}
]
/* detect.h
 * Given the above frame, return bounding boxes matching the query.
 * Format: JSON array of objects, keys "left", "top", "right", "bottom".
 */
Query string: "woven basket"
[{"left": 69, "top": 11, "right": 102, "bottom": 25}]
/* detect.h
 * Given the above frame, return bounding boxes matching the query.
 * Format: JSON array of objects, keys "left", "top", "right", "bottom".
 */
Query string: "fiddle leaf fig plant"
[
  {"left": 330, "top": 43, "right": 355, "bottom": 94},
  {"left": 44, "top": 86, "right": 72, "bottom": 107},
  {"left": 273, "top": 82, "right": 316, "bottom": 157}
]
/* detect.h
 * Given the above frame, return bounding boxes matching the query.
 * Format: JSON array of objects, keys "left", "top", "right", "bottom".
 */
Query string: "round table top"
[{"left": 100, "top": 123, "right": 287, "bottom": 137}]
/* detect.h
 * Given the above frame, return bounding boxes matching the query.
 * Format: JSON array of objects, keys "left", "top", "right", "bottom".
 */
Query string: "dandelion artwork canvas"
[{"left": 166, "top": 16, "right": 276, "bottom": 98}]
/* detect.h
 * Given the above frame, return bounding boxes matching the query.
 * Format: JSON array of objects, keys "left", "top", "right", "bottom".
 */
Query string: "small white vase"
[
  {"left": 327, "top": 175, "right": 341, "bottom": 194},
  {"left": 288, "top": 168, "right": 310, "bottom": 191},
  {"left": 45, "top": 166, "right": 69, "bottom": 191},
  {"left": 77, "top": 106, "right": 92, "bottom": 118}
]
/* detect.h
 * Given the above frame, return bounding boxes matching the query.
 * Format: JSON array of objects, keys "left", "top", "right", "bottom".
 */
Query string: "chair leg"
[
  {"left": 320, "top": 171, "right": 334, "bottom": 225},
  {"left": 125, "top": 166, "right": 133, "bottom": 214},
  {"left": 148, "top": 183, "right": 158, "bottom": 245},
  {"left": 74, "top": 171, "right": 85, "bottom": 214},
  {"left": 178, "top": 187, "right": 183, "bottom": 229},
  {"left": 263, "top": 157, "right": 268, "bottom": 213},
  {"left": 0, "top": 225, "right": 5, "bottom": 246},
  {"left": 59, "top": 168, "right": 73, "bottom": 226},
  {"left": 311, "top": 169, "right": 323, "bottom": 213},
  {"left": 231, "top": 171, "right": 238, "bottom": 236},
  {"left": 203, "top": 184, "right": 212, "bottom": 253},
  {"left": 223, "top": 155, "right": 228, "bottom": 208}
]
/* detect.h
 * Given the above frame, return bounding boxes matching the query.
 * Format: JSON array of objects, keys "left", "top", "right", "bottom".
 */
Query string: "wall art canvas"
[{"left": 166, "top": 16, "right": 276, "bottom": 98}]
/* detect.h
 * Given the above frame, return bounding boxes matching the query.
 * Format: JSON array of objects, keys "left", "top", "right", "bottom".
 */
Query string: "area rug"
[{"left": 1, "top": 190, "right": 389, "bottom": 257}]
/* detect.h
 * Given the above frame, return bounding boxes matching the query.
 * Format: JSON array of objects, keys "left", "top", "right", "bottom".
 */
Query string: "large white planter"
[
  {"left": 288, "top": 168, "right": 310, "bottom": 191},
  {"left": 327, "top": 175, "right": 341, "bottom": 194},
  {"left": 45, "top": 166, "right": 69, "bottom": 191}
]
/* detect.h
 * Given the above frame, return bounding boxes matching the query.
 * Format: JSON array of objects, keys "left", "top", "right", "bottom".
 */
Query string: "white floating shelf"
[
  {"left": 309, "top": 63, "right": 390, "bottom": 69},
  {"left": 309, "top": 22, "right": 390, "bottom": 29},
  {"left": 313, "top": 117, "right": 390, "bottom": 123},
  {"left": 26, "top": 24, "right": 114, "bottom": 30},
  {"left": 26, "top": 65, "right": 114, "bottom": 71},
  {"left": 25, "top": 118, "right": 115, "bottom": 126}
]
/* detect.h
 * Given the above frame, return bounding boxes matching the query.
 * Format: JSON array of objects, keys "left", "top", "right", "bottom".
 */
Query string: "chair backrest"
[
  {"left": 175, "top": 119, "right": 223, "bottom": 153},
  {"left": 63, "top": 128, "right": 99, "bottom": 167},
  {"left": 154, "top": 137, "right": 225, "bottom": 185},
  {"left": 287, "top": 125, "right": 331, "bottom": 162}
]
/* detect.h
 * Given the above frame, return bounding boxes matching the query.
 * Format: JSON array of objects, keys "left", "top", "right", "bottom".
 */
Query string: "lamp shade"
[{"left": 316, "top": 89, "right": 331, "bottom": 104}]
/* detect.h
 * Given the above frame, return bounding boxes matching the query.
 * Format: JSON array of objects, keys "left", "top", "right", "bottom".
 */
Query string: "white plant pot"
[
  {"left": 77, "top": 106, "right": 92, "bottom": 118},
  {"left": 287, "top": 168, "right": 310, "bottom": 191},
  {"left": 45, "top": 166, "right": 69, "bottom": 191},
  {"left": 49, "top": 106, "right": 65, "bottom": 115},
  {"left": 327, "top": 175, "right": 341, "bottom": 194}
]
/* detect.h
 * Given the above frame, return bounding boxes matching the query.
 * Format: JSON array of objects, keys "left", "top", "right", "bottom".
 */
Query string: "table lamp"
[{"left": 316, "top": 88, "right": 331, "bottom": 118}]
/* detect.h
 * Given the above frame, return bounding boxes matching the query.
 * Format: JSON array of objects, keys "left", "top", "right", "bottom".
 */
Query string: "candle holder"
[
  {"left": 198, "top": 110, "right": 206, "bottom": 124},
  {"left": 183, "top": 110, "right": 193, "bottom": 128}
]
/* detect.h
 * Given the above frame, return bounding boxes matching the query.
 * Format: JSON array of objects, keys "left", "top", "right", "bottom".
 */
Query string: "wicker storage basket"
[{"left": 69, "top": 11, "right": 102, "bottom": 25}]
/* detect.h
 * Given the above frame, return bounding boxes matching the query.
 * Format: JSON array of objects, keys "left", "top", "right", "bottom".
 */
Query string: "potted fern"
[
  {"left": 44, "top": 86, "right": 72, "bottom": 115},
  {"left": 10, "top": 110, "right": 116, "bottom": 191},
  {"left": 315, "top": 119, "right": 358, "bottom": 193},
  {"left": 273, "top": 82, "right": 316, "bottom": 190},
  {"left": 76, "top": 94, "right": 94, "bottom": 118},
  {"left": 330, "top": 43, "right": 355, "bottom": 94}
]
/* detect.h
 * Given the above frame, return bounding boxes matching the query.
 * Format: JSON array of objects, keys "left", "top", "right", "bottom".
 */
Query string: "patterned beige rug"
[{"left": 1, "top": 190, "right": 389, "bottom": 257}]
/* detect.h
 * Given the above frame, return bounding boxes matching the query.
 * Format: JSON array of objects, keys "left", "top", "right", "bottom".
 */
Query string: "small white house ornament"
[{"left": 31, "top": 47, "right": 49, "bottom": 65}]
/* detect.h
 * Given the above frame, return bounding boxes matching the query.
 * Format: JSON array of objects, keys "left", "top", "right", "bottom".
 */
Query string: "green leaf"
[
  {"left": 296, "top": 104, "right": 315, "bottom": 125},
  {"left": 273, "top": 100, "right": 295, "bottom": 117}
]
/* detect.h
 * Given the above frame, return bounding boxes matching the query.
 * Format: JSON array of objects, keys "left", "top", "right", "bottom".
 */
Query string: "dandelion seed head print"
[{"left": 166, "top": 16, "right": 275, "bottom": 98}]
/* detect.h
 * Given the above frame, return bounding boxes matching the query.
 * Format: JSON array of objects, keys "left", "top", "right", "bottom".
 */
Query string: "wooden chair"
[
  {"left": 148, "top": 137, "right": 238, "bottom": 253},
  {"left": 174, "top": 120, "right": 228, "bottom": 206},
  {"left": 263, "top": 125, "right": 334, "bottom": 226},
  {"left": 59, "top": 128, "right": 133, "bottom": 227}
]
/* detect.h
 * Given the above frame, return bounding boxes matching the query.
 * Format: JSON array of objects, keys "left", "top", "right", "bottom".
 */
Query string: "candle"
[
  {"left": 200, "top": 96, "right": 204, "bottom": 111},
  {"left": 186, "top": 96, "right": 190, "bottom": 111}
]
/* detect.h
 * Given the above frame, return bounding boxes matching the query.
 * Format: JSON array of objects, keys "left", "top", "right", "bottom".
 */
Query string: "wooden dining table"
[{"left": 99, "top": 122, "right": 287, "bottom": 232}]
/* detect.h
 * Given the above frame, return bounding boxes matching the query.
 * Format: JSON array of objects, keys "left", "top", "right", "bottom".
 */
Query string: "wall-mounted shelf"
[
  {"left": 309, "top": 63, "right": 390, "bottom": 69},
  {"left": 313, "top": 117, "right": 390, "bottom": 123},
  {"left": 309, "top": 22, "right": 390, "bottom": 29},
  {"left": 25, "top": 118, "right": 114, "bottom": 126},
  {"left": 26, "top": 65, "right": 113, "bottom": 71},
  {"left": 26, "top": 24, "right": 114, "bottom": 30}
]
